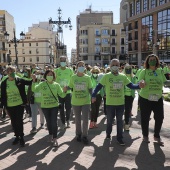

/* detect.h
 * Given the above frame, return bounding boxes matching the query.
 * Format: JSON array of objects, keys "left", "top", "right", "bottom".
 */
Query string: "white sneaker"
[
  {"left": 124, "top": 124, "right": 130, "bottom": 131},
  {"left": 53, "top": 138, "right": 58, "bottom": 147}
]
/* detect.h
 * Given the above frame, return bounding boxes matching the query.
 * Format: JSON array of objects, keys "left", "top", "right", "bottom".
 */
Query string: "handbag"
[{"left": 46, "top": 82, "right": 62, "bottom": 109}]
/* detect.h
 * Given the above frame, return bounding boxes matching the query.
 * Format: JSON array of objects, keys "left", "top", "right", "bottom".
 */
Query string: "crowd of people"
[{"left": 0, "top": 54, "right": 170, "bottom": 147}]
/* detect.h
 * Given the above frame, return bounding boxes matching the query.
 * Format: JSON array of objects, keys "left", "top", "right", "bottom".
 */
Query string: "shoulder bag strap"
[{"left": 46, "top": 82, "right": 59, "bottom": 103}]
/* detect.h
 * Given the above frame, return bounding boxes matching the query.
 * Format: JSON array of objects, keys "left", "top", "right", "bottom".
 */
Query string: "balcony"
[
  {"left": 95, "top": 34, "right": 101, "bottom": 36},
  {"left": 95, "top": 42, "right": 101, "bottom": 45},
  {"left": 128, "top": 37, "right": 133, "bottom": 41},
  {"left": 111, "top": 34, "right": 117, "bottom": 36},
  {"left": 0, "top": 47, "right": 7, "bottom": 51},
  {"left": 101, "top": 51, "right": 110, "bottom": 55},
  {"left": 111, "top": 42, "right": 117, "bottom": 45},
  {"left": 128, "top": 48, "right": 132, "bottom": 51}
]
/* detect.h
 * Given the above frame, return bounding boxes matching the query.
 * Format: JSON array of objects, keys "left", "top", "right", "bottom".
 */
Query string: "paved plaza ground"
[{"left": 0, "top": 91, "right": 170, "bottom": 170}]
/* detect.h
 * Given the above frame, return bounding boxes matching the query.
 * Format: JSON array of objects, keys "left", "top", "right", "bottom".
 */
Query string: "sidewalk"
[{"left": 0, "top": 96, "right": 170, "bottom": 170}]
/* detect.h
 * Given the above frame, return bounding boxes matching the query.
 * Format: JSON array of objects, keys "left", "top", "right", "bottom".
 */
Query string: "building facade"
[
  {"left": 0, "top": 10, "right": 15, "bottom": 66},
  {"left": 71, "top": 48, "right": 77, "bottom": 65},
  {"left": 77, "top": 8, "right": 126, "bottom": 66},
  {"left": 121, "top": 0, "right": 170, "bottom": 65}
]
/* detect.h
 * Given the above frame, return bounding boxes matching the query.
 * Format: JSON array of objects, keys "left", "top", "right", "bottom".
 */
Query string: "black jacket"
[{"left": 0, "top": 77, "right": 32, "bottom": 108}]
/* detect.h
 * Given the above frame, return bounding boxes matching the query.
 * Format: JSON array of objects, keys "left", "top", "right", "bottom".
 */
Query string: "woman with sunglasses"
[{"left": 138, "top": 54, "right": 170, "bottom": 145}]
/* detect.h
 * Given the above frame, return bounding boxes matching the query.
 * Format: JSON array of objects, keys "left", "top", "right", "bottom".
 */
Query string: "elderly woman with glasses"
[
  {"left": 89, "top": 66, "right": 104, "bottom": 129},
  {"left": 138, "top": 54, "right": 170, "bottom": 145}
]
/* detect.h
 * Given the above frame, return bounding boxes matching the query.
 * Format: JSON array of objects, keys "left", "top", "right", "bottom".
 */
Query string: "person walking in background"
[
  {"left": 32, "top": 70, "right": 65, "bottom": 147},
  {"left": 0, "top": 66, "right": 32, "bottom": 147},
  {"left": 66, "top": 61, "right": 92, "bottom": 144},
  {"left": 138, "top": 54, "right": 170, "bottom": 145},
  {"left": 89, "top": 66, "right": 103, "bottom": 129},
  {"left": 30, "top": 70, "right": 45, "bottom": 134},
  {"left": 123, "top": 64, "right": 136, "bottom": 131},
  {"left": 54, "top": 56, "right": 73, "bottom": 129}
]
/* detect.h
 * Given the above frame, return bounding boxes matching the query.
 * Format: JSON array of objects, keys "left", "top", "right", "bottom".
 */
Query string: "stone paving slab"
[{"left": 0, "top": 95, "right": 170, "bottom": 170}]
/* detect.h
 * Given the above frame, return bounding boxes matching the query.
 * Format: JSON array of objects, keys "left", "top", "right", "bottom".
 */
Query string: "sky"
[{"left": 0, "top": 0, "right": 121, "bottom": 59}]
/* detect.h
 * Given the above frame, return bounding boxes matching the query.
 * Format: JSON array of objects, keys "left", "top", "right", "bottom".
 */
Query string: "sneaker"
[
  {"left": 124, "top": 124, "right": 130, "bottom": 131},
  {"left": 154, "top": 137, "right": 164, "bottom": 145},
  {"left": 61, "top": 124, "right": 66, "bottom": 130},
  {"left": 53, "top": 138, "right": 58, "bottom": 147},
  {"left": 82, "top": 136, "right": 89, "bottom": 144},
  {"left": 106, "top": 134, "right": 111, "bottom": 139},
  {"left": 76, "top": 135, "right": 81, "bottom": 142},
  {"left": 12, "top": 137, "right": 20, "bottom": 145},
  {"left": 30, "top": 127, "right": 37, "bottom": 134},
  {"left": 40, "top": 124, "right": 44, "bottom": 129},
  {"left": 67, "top": 121, "right": 70, "bottom": 128},
  {"left": 143, "top": 136, "right": 150, "bottom": 143},
  {"left": 20, "top": 137, "right": 25, "bottom": 147},
  {"left": 117, "top": 139, "right": 125, "bottom": 146}
]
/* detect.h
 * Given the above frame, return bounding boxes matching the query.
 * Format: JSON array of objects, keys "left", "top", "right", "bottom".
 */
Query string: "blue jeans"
[
  {"left": 42, "top": 107, "right": 58, "bottom": 138},
  {"left": 106, "top": 105, "right": 124, "bottom": 140}
]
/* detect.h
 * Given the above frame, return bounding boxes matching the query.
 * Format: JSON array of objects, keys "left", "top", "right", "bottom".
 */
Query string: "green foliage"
[{"left": 163, "top": 93, "right": 170, "bottom": 102}]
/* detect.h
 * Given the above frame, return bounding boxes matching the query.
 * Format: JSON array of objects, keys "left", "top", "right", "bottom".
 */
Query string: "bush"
[{"left": 163, "top": 93, "right": 170, "bottom": 102}]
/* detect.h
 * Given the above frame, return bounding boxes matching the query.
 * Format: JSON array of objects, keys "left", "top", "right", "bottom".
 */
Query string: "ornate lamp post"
[{"left": 4, "top": 29, "right": 25, "bottom": 68}]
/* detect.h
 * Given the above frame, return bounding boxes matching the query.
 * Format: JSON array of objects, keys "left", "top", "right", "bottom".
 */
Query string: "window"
[
  {"left": 111, "top": 30, "right": 116, "bottom": 36},
  {"left": 112, "top": 47, "right": 116, "bottom": 54},
  {"left": 23, "top": 57, "right": 25, "bottom": 62},
  {"left": 29, "top": 43, "right": 31, "bottom": 47},
  {"left": 135, "top": 21, "right": 138, "bottom": 29},
  {"left": 81, "top": 30, "right": 88, "bottom": 35},
  {"left": 159, "top": 0, "right": 165, "bottom": 5},
  {"left": 136, "top": 1, "right": 140, "bottom": 14},
  {"left": 121, "top": 47, "right": 125, "bottom": 54},
  {"left": 130, "top": 3, "right": 134, "bottom": 17},
  {"left": 102, "top": 38, "right": 109, "bottom": 44},
  {"left": 95, "top": 29, "right": 100, "bottom": 35},
  {"left": 151, "top": 0, "right": 156, "bottom": 8},
  {"left": 141, "top": 15, "right": 153, "bottom": 51},
  {"left": 135, "top": 31, "right": 138, "bottom": 39},
  {"left": 95, "top": 46, "right": 100, "bottom": 53},
  {"left": 112, "top": 38, "right": 116, "bottom": 45},
  {"left": 36, "top": 56, "right": 39, "bottom": 62},
  {"left": 95, "top": 38, "right": 100, "bottom": 45},
  {"left": 22, "top": 43, "right": 24, "bottom": 47},
  {"left": 135, "top": 42, "right": 138, "bottom": 50},
  {"left": 121, "top": 38, "right": 125, "bottom": 45},
  {"left": 30, "top": 58, "right": 32, "bottom": 62},
  {"left": 36, "top": 42, "right": 38, "bottom": 46},
  {"left": 22, "top": 49, "right": 25, "bottom": 54},
  {"left": 36, "top": 49, "right": 39, "bottom": 54},
  {"left": 9, "top": 44, "right": 11, "bottom": 47},
  {"left": 102, "top": 47, "right": 110, "bottom": 53},
  {"left": 128, "top": 43, "right": 132, "bottom": 51},
  {"left": 143, "top": 0, "right": 148, "bottom": 12},
  {"left": 102, "top": 29, "right": 109, "bottom": 35},
  {"left": 158, "top": 9, "right": 170, "bottom": 50},
  {"left": 29, "top": 50, "right": 32, "bottom": 54}
]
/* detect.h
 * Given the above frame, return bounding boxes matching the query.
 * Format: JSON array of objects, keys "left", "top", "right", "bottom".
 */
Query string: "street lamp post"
[
  {"left": 4, "top": 29, "right": 25, "bottom": 69},
  {"left": 49, "top": 8, "right": 72, "bottom": 65}
]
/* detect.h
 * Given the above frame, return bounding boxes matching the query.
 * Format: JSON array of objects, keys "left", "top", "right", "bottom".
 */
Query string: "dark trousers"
[
  {"left": 139, "top": 96, "right": 164, "bottom": 138},
  {"left": 103, "top": 97, "right": 107, "bottom": 115},
  {"left": 58, "top": 93, "right": 72, "bottom": 124},
  {"left": 90, "top": 94, "right": 102, "bottom": 122},
  {"left": 6, "top": 105, "right": 24, "bottom": 137},
  {"left": 106, "top": 105, "right": 124, "bottom": 140},
  {"left": 42, "top": 107, "right": 58, "bottom": 138},
  {"left": 25, "top": 104, "right": 32, "bottom": 117},
  {"left": 124, "top": 95, "right": 134, "bottom": 124}
]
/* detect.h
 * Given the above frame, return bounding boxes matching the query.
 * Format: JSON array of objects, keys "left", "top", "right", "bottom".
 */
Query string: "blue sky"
[{"left": 0, "top": 0, "right": 121, "bottom": 58}]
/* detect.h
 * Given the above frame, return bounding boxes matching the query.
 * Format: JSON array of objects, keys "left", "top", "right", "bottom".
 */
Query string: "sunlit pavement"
[{"left": 0, "top": 93, "right": 170, "bottom": 170}]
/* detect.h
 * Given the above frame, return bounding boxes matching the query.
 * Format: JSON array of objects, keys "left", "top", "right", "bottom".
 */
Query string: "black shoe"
[
  {"left": 106, "top": 134, "right": 111, "bottom": 139},
  {"left": 76, "top": 135, "right": 81, "bottom": 142},
  {"left": 12, "top": 137, "right": 20, "bottom": 145},
  {"left": 117, "top": 139, "right": 125, "bottom": 146},
  {"left": 82, "top": 136, "right": 89, "bottom": 144},
  {"left": 20, "top": 137, "right": 25, "bottom": 147}
]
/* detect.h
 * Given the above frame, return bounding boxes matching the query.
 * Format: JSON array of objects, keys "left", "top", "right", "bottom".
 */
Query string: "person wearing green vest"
[
  {"left": 89, "top": 66, "right": 104, "bottom": 129},
  {"left": 66, "top": 61, "right": 93, "bottom": 144},
  {"left": 32, "top": 69, "right": 65, "bottom": 147},
  {"left": 30, "top": 70, "right": 45, "bottom": 134},
  {"left": 0, "top": 66, "right": 32, "bottom": 147},
  {"left": 54, "top": 56, "right": 73, "bottom": 129},
  {"left": 123, "top": 64, "right": 136, "bottom": 131},
  {"left": 138, "top": 54, "right": 170, "bottom": 145},
  {"left": 92, "top": 59, "right": 144, "bottom": 146}
]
